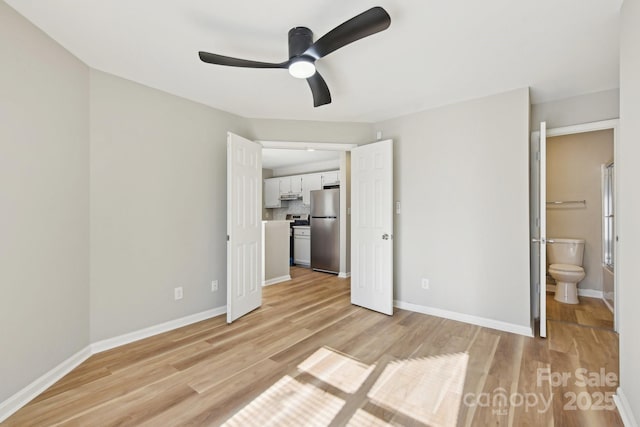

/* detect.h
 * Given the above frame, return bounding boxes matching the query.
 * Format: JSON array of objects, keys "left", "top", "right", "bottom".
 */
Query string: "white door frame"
[
  {"left": 531, "top": 119, "right": 619, "bottom": 332},
  {"left": 259, "top": 140, "right": 357, "bottom": 278}
]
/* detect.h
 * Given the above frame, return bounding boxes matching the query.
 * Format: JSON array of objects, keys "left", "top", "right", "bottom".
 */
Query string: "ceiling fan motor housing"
[{"left": 288, "top": 27, "right": 313, "bottom": 59}]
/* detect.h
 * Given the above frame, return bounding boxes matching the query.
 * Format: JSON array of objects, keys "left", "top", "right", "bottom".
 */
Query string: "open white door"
[
  {"left": 227, "top": 132, "right": 262, "bottom": 323},
  {"left": 532, "top": 122, "right": 547, "bottom": 337},
  {"left": 351, "top": 139, "right": 393, "bottom": 315}
]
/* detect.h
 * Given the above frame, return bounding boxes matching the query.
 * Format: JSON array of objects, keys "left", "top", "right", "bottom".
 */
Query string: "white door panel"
[
  {"left": 227, "top": 132, "right": 262, "bottom": 323},
  {"left": 351, "top": 140, "right": 393, "bottom": 315}
]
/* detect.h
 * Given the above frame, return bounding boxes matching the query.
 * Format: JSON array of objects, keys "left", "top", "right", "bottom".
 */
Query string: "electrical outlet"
[
  {"left": 174, "top": 286, "right": 183, "bottom": 300},
  {"left": 211, "top": 280, "right": 219, "bottom": 292},
  {"left": 421, "top": 278, "right": 429, "bottom": 290}
]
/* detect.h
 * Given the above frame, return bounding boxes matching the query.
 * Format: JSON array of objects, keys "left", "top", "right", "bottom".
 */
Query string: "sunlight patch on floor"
[
  {"left": 222, "top": 375, "right": 345, "bottom": 427},
  {"left": 367, "top": 352, "right": 469, "bottom": 426},
  {"left": 223, "top": 347, "right": 469, "bottom": 426},
  {"left": 346, "top": 408, "right": 393, "bottom": 426},
  {"left": 298, "top": 347, "right": 376, "bottom": 394}
]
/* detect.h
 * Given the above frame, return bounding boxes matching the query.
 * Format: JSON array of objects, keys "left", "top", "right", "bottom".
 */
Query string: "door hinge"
[
  {"left": 536, "top": 151, "right": 540, "bottom": 161},
  {"left": 227, "top": 235, "right": 230, "bottom": 241}
]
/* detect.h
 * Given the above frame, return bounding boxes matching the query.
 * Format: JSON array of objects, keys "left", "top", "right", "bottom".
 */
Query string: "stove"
[
  {"left": 285, "top": 214, "right": 309, "bottom": 265},
  {"left": 286, "top": 213, "right": 310, "bottom": 226}
]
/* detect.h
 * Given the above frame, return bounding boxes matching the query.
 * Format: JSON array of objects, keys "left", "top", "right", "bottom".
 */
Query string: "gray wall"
[
  {"left": 531, "top": 89, "right": 619, "bottom": 129},
  {"left": 247, "top": 118, "right": 372, "bottom": 144},
  {"left": 546, "top": 130, "right": 613, "bottom": 292},
  {"left": 89, "top": 70, "right": 249, "bottom": 341},
  {"left": 0, "top": 2, "right": 90, "bottom": 402},
  {"left": 262, "top": 168, "right": 274, "bottom": 220},
  {"left": 376, "top": 88, "right": 531, "bottom": 328},
  {"left": 619, "top": 0, "right": 640, "bottom": 422}
]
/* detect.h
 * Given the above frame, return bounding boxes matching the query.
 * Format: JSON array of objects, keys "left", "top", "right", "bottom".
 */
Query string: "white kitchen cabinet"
[
  {"left": 278, "top": 177, "right": 291, "bottom": 195},
  {"left": 264, "top": 179, "right": 281, "bottom": 208},
  {"left": 265, "top": 170, "right": 339, "bottom": 208},
  {"left": 321, "top": 171, "right": 340, "bottom": 187},
  {"left": 302, "top": 173, "right": 322, "bottom": 206},
  {"left": 293, "top": 226, "right": 311, "bottom": 266},
  {"left": 290, "top": 175, "right": 303, "bottom": 194}
]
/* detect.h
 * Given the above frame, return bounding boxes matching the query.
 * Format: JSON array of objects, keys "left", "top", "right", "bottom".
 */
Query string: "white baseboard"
[
  {"left": 546, "top": 284, "right": 604, "bottom": 299},
  {"left": 0, "top": 346, "right": 92, "bottom": 423},
  {"left": 615, "top": 387, "right": 639, "bottom": 427},
  {"left": 262, "top": 275, "right": 292, "bottom": 287},
  {"left": 578, "top": 288, "right": 604, "bottom": 298},
  {"left": 603, "top": 297, "right": 615, "bottom": 314},
  {"left": 394, "top": 300, "right": 533, "bottom": 337},
  {"left": 338, "top": 272, "right": 351, "bottom": 279},
  {"left": 90, "top": 306, "right": 226, "bottom": 353},
  {"left": 1, "top": 306, "right": 227, "bottom": 422}
]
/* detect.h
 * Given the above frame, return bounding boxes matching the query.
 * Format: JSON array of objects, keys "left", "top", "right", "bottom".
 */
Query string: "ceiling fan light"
[{"left": 288, "top": 59, "right": 316, "bottom": 79}]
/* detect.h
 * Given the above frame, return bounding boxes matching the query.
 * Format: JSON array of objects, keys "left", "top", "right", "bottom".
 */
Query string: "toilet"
[{"left": 547, "top": 238, "right": 586, "bottom": 304}]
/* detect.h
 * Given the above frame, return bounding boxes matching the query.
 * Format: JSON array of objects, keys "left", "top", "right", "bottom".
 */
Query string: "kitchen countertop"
[{"left": 292, "top": 225, "right": 310, "bottom": 229}]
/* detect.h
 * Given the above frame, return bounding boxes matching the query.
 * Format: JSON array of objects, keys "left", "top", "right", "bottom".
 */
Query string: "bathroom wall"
[{"left": 546, "top": 129, "right": 614, "bottom": 293}]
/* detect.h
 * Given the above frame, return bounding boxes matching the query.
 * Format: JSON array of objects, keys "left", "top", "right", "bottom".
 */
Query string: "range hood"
[{"left": 279, "top": 193, "right": 301, "bottom": 201}]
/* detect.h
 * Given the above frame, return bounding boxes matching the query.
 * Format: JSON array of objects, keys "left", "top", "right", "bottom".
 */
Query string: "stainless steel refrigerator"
[{"left": 310, "top": 188, "right": 340, "bottom": 273}]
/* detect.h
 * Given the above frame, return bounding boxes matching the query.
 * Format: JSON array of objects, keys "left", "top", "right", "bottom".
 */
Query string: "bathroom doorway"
[
  {"left": 531, "top": 119, "right": 619, "bottom": 337},
  {"left": 545, "top": 129, "right": 614, "bottom": 330}
]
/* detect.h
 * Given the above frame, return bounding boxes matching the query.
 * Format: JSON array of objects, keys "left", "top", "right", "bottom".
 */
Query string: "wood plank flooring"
[
  {"left": 3, "top": 267, "right": 622, "bottom": 426},
  {"left": 546, "top": 292, "right": 614, "bottom": 330}
]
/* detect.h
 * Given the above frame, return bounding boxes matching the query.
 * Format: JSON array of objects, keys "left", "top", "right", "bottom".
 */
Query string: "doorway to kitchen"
[
  {"left": 260, "top": 141, "right": 354, "bottom": 284},
  {"left": 227, "top": 134, "right": 395, "bottom": 323}
]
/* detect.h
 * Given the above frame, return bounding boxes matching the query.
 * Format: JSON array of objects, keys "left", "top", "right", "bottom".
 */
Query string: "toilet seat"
[{"left": 549, "top": 263, "right": 584, "bottom": 273}]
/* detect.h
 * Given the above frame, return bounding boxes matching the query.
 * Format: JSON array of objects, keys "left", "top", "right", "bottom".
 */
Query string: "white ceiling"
[
  {"left": 6, "top": 0, "right": 622, "bottom": 123},
  {"left": 262, "top": 149, "right": 339, "bottom": 170}
]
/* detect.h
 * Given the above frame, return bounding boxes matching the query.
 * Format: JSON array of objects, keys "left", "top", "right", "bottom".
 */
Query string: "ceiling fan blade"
[
  {"left": 306, "top": 72, "right": 332, "bottom": 107},
  {"left": 199, "top": 51, "right": 288, "bottom": 69},
  {"left": 304, "top": 7, "right": 391, "bottom": 60}
]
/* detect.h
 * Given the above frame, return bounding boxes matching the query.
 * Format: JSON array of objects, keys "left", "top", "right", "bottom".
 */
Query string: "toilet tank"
[{"left": 547, "top": 238, "right": 585, "bottom": 266}]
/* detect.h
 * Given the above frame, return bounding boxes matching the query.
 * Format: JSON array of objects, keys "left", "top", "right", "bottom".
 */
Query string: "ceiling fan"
[{"left": 198, "top": 7, "right": 391, "bottom": 108}]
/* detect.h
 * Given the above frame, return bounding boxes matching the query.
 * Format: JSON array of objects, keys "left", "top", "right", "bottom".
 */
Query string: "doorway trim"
[
  {"left": 259, "top": 140, "right": 357, "bottom": 151},
  {"left": 531, "top": 118, "right": 619, "bottom": 332}
]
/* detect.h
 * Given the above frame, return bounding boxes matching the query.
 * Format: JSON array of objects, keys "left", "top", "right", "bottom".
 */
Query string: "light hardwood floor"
[
  {"left": 3, "top": 267, "right": 622, "bottom": 426},
  {"left": 546, "top": 292, "right": 614, "bottom": 330}
]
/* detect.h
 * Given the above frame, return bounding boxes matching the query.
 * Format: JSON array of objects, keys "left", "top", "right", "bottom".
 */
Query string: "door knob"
[{"left": 382, "top": 233, "right": 390, "bottom": 240}]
